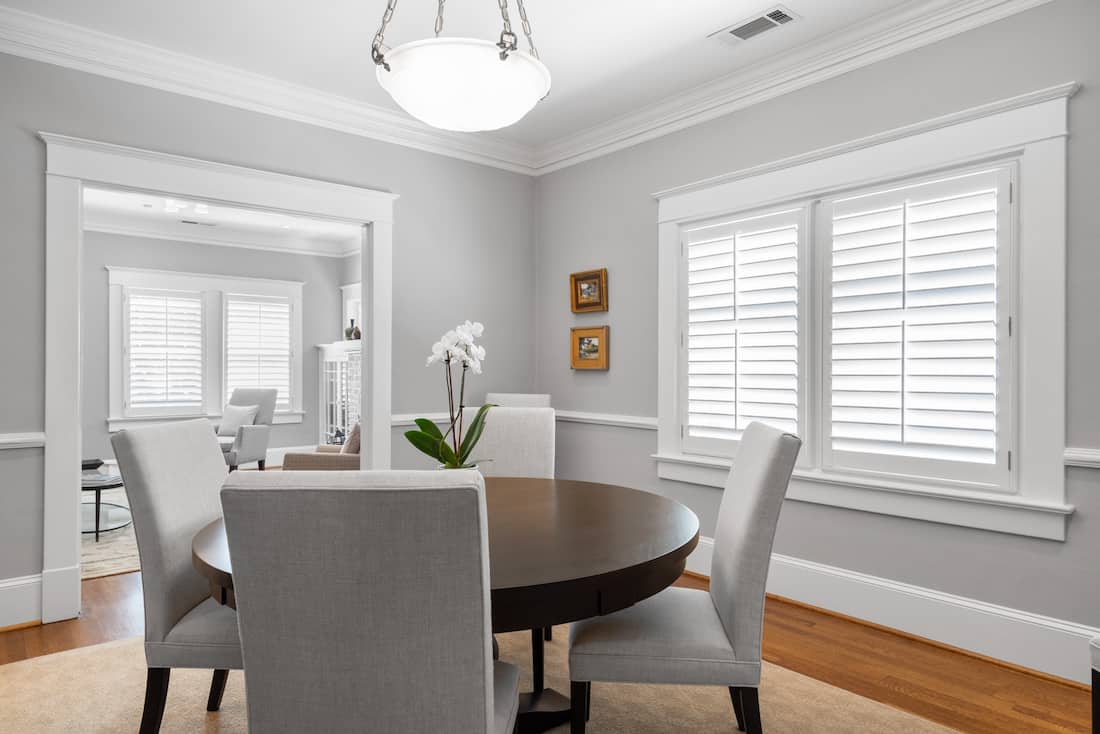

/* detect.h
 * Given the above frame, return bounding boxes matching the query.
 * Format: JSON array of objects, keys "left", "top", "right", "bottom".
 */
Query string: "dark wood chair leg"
[
  {"left": 531, "top": 628, "right": 544, "bottom": 692},
  {"left": 570, "top": 681, "right": 587, "bottom": 734},
  {"left": 207, "top": 669, "right": 229, "bottom": 712},
  {"left": 585, "top": 681, "right": 591, "bottom": 721},
  {"left": 544, "top": 625, "right": 552, "bottom": 641},
  {"left": 729, "top": 686, "right": 746, "bottom": 731},
  {"left": 228, "top": 465, "right": 238, "bottom": 472},
  {"left": 1092, "top": 669, "right": 1098, "bottom": 734},
  {"left": 139, "top": 667, "right": 170, "bottom": 734},
  {"left": 257, "top": 459, "right": 266, "bottom": 470},
  {"left": 739, "top": 687, "right": 763, "bottom": 734}
]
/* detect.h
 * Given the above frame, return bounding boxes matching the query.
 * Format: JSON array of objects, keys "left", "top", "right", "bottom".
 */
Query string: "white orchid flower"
[
  {"left": 473, "top": 344, "right": 486, "bottom": 361},
  {"left": 468, "top": 357, "right": 483, "bottom": 375},
  {"left": 471, "top": 321, "right": 484, "bottom": 338}
]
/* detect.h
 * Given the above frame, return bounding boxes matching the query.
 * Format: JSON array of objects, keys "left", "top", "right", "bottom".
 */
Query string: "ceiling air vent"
[
  {"left": 714, "top": 5, "right": 799, "bottom": 43},
  {"left": 179, "top": 220, "right": 217, "bottom": 226}
]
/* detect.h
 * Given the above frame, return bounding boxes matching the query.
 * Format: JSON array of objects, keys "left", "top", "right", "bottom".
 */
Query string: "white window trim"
[
  {"left": 654, "top": 84, "right": 1077, "bottom": 541},
  {"left": 107, "top": 266, "right": 304, "bottom": 430}
]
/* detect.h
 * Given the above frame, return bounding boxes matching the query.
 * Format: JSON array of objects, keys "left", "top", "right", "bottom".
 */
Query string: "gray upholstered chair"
[
  {"left": 567, "top": 422, "right": 801, "bottom": 734},
  {"left": 110, "top": 419, "right": 242, "bottom": 734},
  {"left": 1091, "top": 637, "right": 1099, "bottom": 732},
  {"left": 217, "top": 387, "right": 277, "bottom": 471},
  {"left": 462, "top": 406, "right": 555, "bottom": 479},
  {"left": 221, "top": 469, "right": 519, "bottom": 734},
  {"left": 486, "top": 392, "right": 552, "bottom": 408}
]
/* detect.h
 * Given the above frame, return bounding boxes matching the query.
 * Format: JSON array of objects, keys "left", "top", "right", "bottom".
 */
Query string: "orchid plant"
[{"left": 404, "top": 320, "right": 494, "bottom": 469}]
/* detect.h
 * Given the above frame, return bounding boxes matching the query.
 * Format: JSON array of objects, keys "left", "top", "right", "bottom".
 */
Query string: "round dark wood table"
[{"left": 193, "top": 477, "right": 699, "bottom": 733}]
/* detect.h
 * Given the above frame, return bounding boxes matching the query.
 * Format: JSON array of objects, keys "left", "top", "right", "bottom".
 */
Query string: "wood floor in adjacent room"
[{"left": 0, "top": 572, "right": 1089, "bottom": 733}]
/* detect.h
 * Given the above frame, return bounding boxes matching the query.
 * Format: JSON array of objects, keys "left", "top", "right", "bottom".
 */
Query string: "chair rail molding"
[
  {"left": 391, "top": 411, "right": 659, "bottom": 431},
  {"left": 0, "top": 1, "right": 1054, "bottom": 176},
  {"left": 0, "top": 432, "right": 47, "bottom": 450},
  {"left": 41, "top": 133, "right": 395, "bottom": 624},
  {"left": 1063, "top": 447, "right": 1100, "bottom": 469},
  {"left": 685, "top": 538, "right": 1100, "bottom": 685}
]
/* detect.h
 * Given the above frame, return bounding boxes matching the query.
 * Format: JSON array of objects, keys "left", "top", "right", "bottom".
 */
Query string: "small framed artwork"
[
  {"left": 571, "top": 326, "right": 609, "bottom": 370},
  {"left": 570, "top": 268, "right": 608, "bottom": 313}
]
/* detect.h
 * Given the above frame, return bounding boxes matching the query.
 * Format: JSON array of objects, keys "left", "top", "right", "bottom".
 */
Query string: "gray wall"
[
  {"left": 0, "top": 51, "right": 536, "bottom": 580},
  {"left": 533, "top": 0, "right": 1100, "bottom": 626},
  {"left": 80, "top": 231, "right": 346, "bottom": 458}
]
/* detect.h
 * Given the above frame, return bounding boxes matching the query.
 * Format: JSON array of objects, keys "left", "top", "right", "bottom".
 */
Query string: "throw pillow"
[
  {"left": 218, "top": 404, "right": 259, "bottom": 437},
  {"left": 341, "top": 422, "right": 362, "bottom": 454}
]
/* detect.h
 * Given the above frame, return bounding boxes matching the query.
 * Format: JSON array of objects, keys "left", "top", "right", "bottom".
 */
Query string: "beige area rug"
[
  {"left": 0, "top": 630, "right": 956, "bottom": 733},
  {"left": 81, "top": 487, "right": 141, "bottom": 580}
]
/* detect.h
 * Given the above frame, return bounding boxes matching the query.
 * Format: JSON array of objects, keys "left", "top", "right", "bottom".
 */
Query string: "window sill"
[
  {"left": 108, "top": 410, "right": 304, "bottom": 432},
  {"left": 653, "top": 452, "right": 1074, "bottom": 541}
]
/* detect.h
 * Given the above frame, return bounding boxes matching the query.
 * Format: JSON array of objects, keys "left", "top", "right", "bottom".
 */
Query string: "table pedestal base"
[{"left": 516, "top": 688, "right": 572, "bottom": 734}]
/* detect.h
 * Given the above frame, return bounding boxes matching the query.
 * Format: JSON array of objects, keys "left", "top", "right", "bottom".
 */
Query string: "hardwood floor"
[{"left": 0, "top": 571, "right": 1090, "bottom": 733}]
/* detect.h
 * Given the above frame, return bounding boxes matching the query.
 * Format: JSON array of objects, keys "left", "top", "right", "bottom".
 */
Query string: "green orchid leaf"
[
  {"left": 438, "top": 438, "right": 459, "bottom": 468},
  {"left": 414, "top": 418, "right": 444, "bottom": 440},
  {"left": 404, "top": 430, "right": 443, "bottom": 462},
  {"left": 459, "top": 403, "right": 494, "bottom": 464}
]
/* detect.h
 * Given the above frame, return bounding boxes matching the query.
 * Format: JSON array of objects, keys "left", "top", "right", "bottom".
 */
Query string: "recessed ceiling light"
[
  {"left": 164, "top": 198, "right": 187, "bottom": 213},
  {"left": 194, "top": 203, "right": 209, "bottom": 215}
]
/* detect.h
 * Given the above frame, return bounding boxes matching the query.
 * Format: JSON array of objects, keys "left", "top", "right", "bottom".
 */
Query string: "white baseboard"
[
  {"left": 0, "top": 573, "right": 42, "bottom": 628},
  {"left": 40, "top": 564, "right": 81, "bottom": 623},
  {"left": 687, "top": 537, "right": 1099, "bottom": 683}
]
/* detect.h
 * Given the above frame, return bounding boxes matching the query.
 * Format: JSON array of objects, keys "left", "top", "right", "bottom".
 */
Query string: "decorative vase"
[{"left": 344, "top": 318, "right": 356, "bottom": 340}]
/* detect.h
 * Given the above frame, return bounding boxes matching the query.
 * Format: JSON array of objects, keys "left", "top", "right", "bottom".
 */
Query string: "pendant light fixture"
[{"left": 371, "top": 0, "right": 551, "bottom": 132}]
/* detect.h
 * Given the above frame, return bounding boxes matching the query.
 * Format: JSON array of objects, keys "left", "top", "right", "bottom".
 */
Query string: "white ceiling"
[
  {"left": 83, "top": 187, "right": 362, "bottom": 257},
  {"left": 1, "top": 0, "right": 916, "bottom": 146}
]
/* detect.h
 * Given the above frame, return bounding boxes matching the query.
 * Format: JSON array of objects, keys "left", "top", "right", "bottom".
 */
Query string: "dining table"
[{"left": 192, "top": 476, "right": 700, "bottom": 733}]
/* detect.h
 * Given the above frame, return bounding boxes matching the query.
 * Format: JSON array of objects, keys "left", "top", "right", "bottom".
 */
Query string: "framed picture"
[
  {"left": 570, "top": 268, "right": 608, "bottom": 313},
  {"left": 571, "top": 326, "right": 609, "bottom": 370}
]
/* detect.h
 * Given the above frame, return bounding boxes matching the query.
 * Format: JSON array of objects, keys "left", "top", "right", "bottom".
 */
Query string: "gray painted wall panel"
[
  {"left": 80, "top": 231, "right": 346, "bottom": 458},
  {"left": 534, "top": 0, "right": 1100, "bottom": 625}
]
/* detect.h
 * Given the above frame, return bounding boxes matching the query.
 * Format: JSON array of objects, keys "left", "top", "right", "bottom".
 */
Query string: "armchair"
[
  {"left": 282, "top": 445, "right": 362, "bottom": 470},
  {"left": 216, "top": 388, "right": 278, "bottom": 471}
]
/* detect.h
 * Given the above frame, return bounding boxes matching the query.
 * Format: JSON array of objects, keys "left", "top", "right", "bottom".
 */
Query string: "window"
[
  {"left": 654, "top": 87, "right": 1073, "bottom": 539},
  {"left": 682, "top": 208, "right": 802, "bottom": 456},
  {"left": 124, "top": 289, "right": 204, "bottom": 414},
  {"left": 225, "top": 295, "right": 293, "bottom": 409},
  {"left": 108, "top": 268, "right": 303, "bottom": 427}
]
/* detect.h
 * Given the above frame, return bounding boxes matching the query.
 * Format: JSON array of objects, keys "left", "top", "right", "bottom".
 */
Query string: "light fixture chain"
[
  {"left": 435, "top": 0, "right": 445, "bottom": 36},
  {"left": 372, "top": 0, "right": 399, "bottom": 70},
  {"left": 515, "top": 0, "right": 539, "bottom": 59},
  {"left": 496, "top": 0, "right": 518, "bottom": 59}
]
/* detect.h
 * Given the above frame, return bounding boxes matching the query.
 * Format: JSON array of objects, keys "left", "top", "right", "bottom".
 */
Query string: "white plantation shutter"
[
  {"left": 682, "top": 208, "right": 801, "bottom": 454},
  {"left": 125, "top": 289, "right": 204, "bottom": 412},
  {"left": 225, "top": 295, "right": 292, "bottom": 409},
  {"left": 826, "top": 168, "right": 1010, "bottom": 483}
]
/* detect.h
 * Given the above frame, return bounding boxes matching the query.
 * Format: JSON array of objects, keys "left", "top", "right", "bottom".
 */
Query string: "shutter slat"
[
  {"left": 225, "top": 296, "right": 292, "bottom": 407},
  {"left": 127, "top": 291, "right": 204, "bottom": 410}
]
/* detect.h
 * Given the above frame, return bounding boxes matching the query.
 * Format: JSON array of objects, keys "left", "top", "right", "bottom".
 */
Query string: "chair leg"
[
  {"left": 531, "top": 628, "right": 544, "bottom": 692},
  {"left": 257, "top": 460, "right": 266, "bottom": 470},
  {"left": 585, "top": 681, "right": 591, "bottom": 721},
  {"left": 729, "top": 687, "right": 746, "bottom": 731},
  {"left": 207, "top": 669, "right": 229, "bottom": 712},
  {"left": 1092, "top": 669, "right": 1098, "bottom": 734},
  {"left": 544, "top": 625, "right": 552, "bottom": 641},
  {"left": 139, "top": 667, "right": 170, "bottom": 734},
  {"left": 739, "top": 687, "right": 763, "bottom": 734},
  {"left": 228, "top": 465, "right": 238, "bottom": 472},
  {"left": 570, "top": 681, "right": 588, "bottom": 734}
]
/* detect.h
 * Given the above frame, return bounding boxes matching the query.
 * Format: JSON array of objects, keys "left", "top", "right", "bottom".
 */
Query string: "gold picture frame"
[
  {"left": 570, "top": 268, "right": 608, "bottom": 313},
  {"left": 571, "top": 326, "right": 609, "bottom": 370}
]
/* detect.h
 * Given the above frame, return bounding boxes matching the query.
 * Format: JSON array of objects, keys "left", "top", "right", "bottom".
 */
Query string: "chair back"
[
  {"left": 709, "top": 422, "right": 801, "bottom": 664},
  {"left": 485, "top": 392, "right": 551, "bottom": 408},
  {"left": 463, "top": 406, "right": 555, "bottom": 478},
  {"left": 221, "top": 470, "right": 496, "bottom": 734},
  {"left": 228, "top": 387, "right": 278, "bottom": 426},
  {"left": 110, "top": 419, "right": 228, "bottom": 644}
]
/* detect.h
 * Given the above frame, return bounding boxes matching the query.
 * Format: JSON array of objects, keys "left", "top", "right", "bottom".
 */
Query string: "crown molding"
[
  {"left": 0, "top": 6, "right": 538, "bottom": 175},
  {"left": 0, "top": 0, "right": 1054, "bottom": 177},
  {"left": 532, "top": 0, "right": 1056, "bottom": 173}
]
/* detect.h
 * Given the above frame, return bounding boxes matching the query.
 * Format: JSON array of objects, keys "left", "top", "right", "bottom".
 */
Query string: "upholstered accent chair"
[
  {"left": 221, "top": 469, "right": 519, "bottom": 734},
  {"left": 462, "top": 406, "right": 555, "bottom": 479},
  {"left": 110, "top": 419, "right": 242, "bottom": 734},
  {"left": 217, "top": 388, "right": 278, "bottom": 471},
  {"left": 1091, "top": 637, "right": 1099, "bottom": 732},
  {"left": 567, "top": 422, "right": 801, "bottom": 734},
  {"left": 282, "top": 422, "right": 361, "bottom": 470},
  {"left": 486, "top": 392, "right": 552, "bottom": 408}
]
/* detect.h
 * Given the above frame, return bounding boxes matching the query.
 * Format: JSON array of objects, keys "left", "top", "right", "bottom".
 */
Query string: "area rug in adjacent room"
[
  {"left": 81, "top": 487, "right": 141, "bottom": 580},
  {"left": 0, "top": 630, "right": 956, "bottom": 733}
]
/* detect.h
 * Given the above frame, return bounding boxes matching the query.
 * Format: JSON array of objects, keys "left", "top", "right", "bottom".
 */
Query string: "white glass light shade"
[{"left": 377, "top": 37, "right": 551, "bottom": 132}]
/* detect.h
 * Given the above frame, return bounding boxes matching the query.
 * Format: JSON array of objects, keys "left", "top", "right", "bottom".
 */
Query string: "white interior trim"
[
  {"left": 0, "top": 1, "right": 1054, "bottom": 175},
  {"left": 555, "top": 411, "right": 658, "bottom": 430},
  {"left": 688, "top": 538, "right": 1098, "bottom": 684},
  {"left": 0, "top": 432, "right": 47, "bottom": 450},
  {"left": 105, "top": 411, "right": 304, "bottom": 432},
  {"left": 1064, "top": 447, "right": 1100, "bottom": 469},
  {"left": 85, "top": 220, "right": 356, "bottom": 258},
  {"left": 42, "top": 133, "right": 395, "bottom": 622},
  {"left": 0, "top": 573, "right": 42, "bottom": 629}
]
